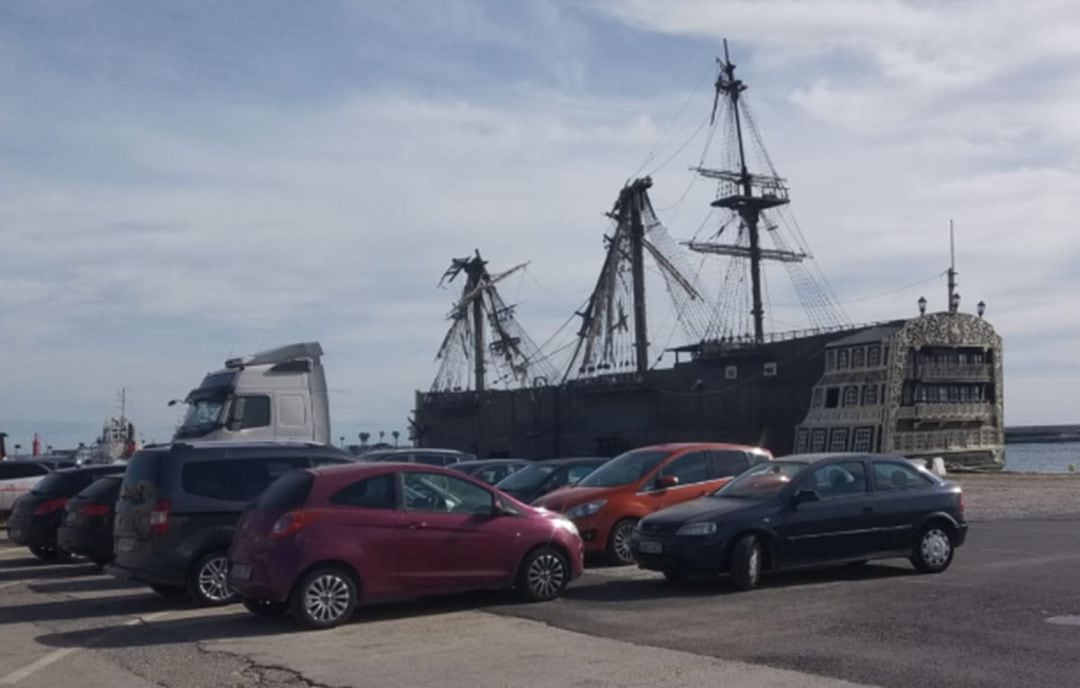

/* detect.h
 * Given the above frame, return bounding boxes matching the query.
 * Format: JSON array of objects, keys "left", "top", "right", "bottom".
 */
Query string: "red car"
[{"left": 228, "top": 462, "right": 584, "bottom": 628}]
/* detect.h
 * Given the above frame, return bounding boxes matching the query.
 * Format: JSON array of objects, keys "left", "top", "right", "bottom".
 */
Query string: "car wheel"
[
  {"left": 910, "top": 524, "right": 955, "bottom": 574},
  {"left": 29, "top": 544, "right": 67, "bottom": 562},
  {"left": 517, "top": 547, "right": 570, "bottom": 602},
  {"left": 290, "top": 566, "right": 358, "bottom": 629},
  {"left": 662, "top": 569, "right": 689, "bottom": 583},
  {"left": 149, "top": 583, "right": 187, "bottom": 598},
  {"left": 730, "top": 534, "right": 762, "bottom": 591},
  {"left": 187, "top": 551, "right": 238, "bottom": 606},
  {"left": 605, "top": 518, "right": 638, "bottom": 565},
  {"left": 243, "top": 599, "right": 289, "bottom": 617}
]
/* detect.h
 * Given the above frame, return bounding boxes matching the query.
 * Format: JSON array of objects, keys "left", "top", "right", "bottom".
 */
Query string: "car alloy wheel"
[
  {"left": 190, "top": 553, "right": 237, "bottom": 605},
  {"left": 527, "top": 552, "right": 567, "bottom": 599},
  {"left": 607, "top": 519, "right": 637, "bottom": 565},
  {"left": 517, "top": 548, "right": 570, "bottom": 602},
  {"left": 303, "top": 573, "right": 353, "bottom": 625}
]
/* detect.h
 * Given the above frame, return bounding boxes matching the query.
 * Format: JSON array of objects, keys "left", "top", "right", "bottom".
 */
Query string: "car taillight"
[
  {"left": 82, "top": 503, "right": 111, "bottom": 517},
  {"left": 34, "top": 498, "right": 68, "bottom": 516},
  {"left": 958, "top": 492, "right": 965, "bottom": 514},
  {"left": 271, "top": 510, "right": 316, "bottom": 539},
  {"left": 150, "top": 500, "right": 171, "bottom": 534}
]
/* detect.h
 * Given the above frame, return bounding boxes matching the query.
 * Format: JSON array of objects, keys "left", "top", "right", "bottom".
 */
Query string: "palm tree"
[
  {"left": 392, "top": 430, "right": 400, "bottom": 447},
  {"left": 359, "top": 432, "right": 370, "bottom": 447}
]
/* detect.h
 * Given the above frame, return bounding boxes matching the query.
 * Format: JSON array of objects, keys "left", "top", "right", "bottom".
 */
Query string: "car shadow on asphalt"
[
  {"left": 32, "top": 587, "right": 526, "bottom": 649},
  {"left": 561, "top": 562, "right": 918, "bottom": 603},
  {"left": 28, "top": 576, "right": 143, "bottom": 594},
  {"left": 0, "top": 559, "right": 101, "bottom": 582}
]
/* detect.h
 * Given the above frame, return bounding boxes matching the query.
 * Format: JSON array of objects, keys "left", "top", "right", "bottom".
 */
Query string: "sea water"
[{"left": 1004, "top": 442, "right": 1080, "bottom": 474}]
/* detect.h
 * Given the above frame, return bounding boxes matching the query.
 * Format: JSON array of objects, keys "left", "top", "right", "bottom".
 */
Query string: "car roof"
[
  {"left": 534, "top": 457, "right": 609, "bottom": 465},
  {"left": 309, "top": 461, "right": 471, "bottom": 479},
  {"left": 630, "top": 442, "right": 767, "bottom": 453},
  {"left": 455, "top": 459, "right": 528, "bottom": 468},
  {"left": 779, "top": 452, "right": 909, "bottom": 464}
]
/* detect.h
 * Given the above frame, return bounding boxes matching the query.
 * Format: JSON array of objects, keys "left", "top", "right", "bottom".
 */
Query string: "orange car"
[{"left": 533, "top": 443, "right": 772, "bottom": 565}]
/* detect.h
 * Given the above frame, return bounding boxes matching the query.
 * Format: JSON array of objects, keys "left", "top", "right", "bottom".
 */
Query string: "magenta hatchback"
[{"left": 228, "top": 462, "right": 584, "bottom": 628}]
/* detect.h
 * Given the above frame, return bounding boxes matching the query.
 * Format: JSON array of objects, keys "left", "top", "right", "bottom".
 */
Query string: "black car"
[
  {"left": 363, "top": 448, "right": 476, "bottom": 466},
  {"left": 631, "top": 453, "right": 967, "bottom": 588},
  {"left": 108, "top": 441, "right": 353, "bottom": 605},
  {"left": 494, "top": 457, "right": 609, "bottom": 504},
  {"left": 57, "top": 475, "right": 123, "bottom": 567},
  {"left": 451, "top": 459, "right": 530, "bottom": 485},
  {"left": 7, "top": 465, "right": 126, "bottom": 560}
]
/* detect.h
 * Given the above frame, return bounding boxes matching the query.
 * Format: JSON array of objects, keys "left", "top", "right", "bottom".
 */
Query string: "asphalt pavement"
[{"left": 1, "top": 518, "right": 1078, "bottom": 688}]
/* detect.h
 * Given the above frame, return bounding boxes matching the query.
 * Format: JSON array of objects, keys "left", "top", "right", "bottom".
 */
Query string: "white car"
[{"left": 0, "top": 462, "right": 54, "bottom": 519}]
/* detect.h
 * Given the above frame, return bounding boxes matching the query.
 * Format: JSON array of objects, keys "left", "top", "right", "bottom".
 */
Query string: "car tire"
[
  {"left": 187, "top": 551, "right": 238, "bottom": 606},
  {"left": 730, "top": 534, "right": 763, "bottom": 591},
  {"left": 662, "top": 569, "right": 689, "bottom": 583},
  {"left": 517, "top": 547, "right": 570, "bottom": 602},
  {"left": 910, "top": 524, "right": 955, "bottom": 574},
  {"left": 290, "top": 566, "right": 358, "bottom": 630},
  {"left": 243, "top": 599, "right": 289, "bottom": 617},
  {"left": 605, "top": 518, "right": 638, "bottom": 565},
  {"left": 149, "top": 583, "right": 187, "bottom": 598},
  {"left": 29, "top": 545, "right": 67, "bottom": 562}
]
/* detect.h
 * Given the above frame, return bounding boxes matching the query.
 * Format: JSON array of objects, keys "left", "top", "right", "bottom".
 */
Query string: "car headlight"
[
  {"left": 553, "top": 517, "right": 579, "bottom": 536},
  {"left": 565, "top": 500, "right": 607, "bottom": 519},
  {"left": 677, "top": 522, "right": 717, "bottom": 536}
]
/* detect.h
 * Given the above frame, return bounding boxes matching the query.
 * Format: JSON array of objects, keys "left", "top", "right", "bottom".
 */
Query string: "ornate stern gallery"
[{"left": 795, "top": 301, "right": 1003, "bottom": 468}]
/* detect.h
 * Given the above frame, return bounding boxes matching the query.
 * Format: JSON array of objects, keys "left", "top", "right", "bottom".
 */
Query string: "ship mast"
[{"left": 687, "top": 40, "right": 801, "bottom": 344}]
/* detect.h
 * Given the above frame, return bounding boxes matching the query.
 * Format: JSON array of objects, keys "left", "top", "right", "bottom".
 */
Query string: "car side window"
[
  {"left": 873, "top": 462, "right": 934, "bottom": 492},
  {"left": 403, "top": 472, "right": 493, "bottom": 515},
  {"left": 0, "top": 463, "right": 48, "bottom": 480},
  {"left": 415, "top": 454, "right": 449, "bottom": 467},
  {"left": 566, "top": 464, "right": 595, "bottom": 484},
  {"left": 310, "top": 454, "right": 351, "bottom": 467},
  {"left": 804, "top": 461, "right": 868, "bottom": 499},
  {"left": 711, "top": 450, "right": 750, "bottom": 478},
  {"left": 180, "top": 456, "right": 310, "bottom": 502},
  {"left": 330, "top": 474, "right": 396, "bottom": 509},
  {"left": 659, "top": 451, "right": 710, "bottom": 485}
]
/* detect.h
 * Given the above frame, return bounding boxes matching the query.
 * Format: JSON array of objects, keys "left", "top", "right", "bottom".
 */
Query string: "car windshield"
[
  {"left": 715, "top": 461, "right": 808, "bottom": 499},
  {"left": 496, "top": 464, "right": 555, "bottom": 490},
  {"left": 577, "top": 450, "right": 666, "bottom": 488},
  {"left": 175, "top": 398, "right": 226, "bottom": 439}
]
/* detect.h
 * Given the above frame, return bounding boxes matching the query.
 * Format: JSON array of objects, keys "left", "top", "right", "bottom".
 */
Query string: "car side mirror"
[
  {"left": 654, "top": 475, "right": 679, "bottom": 490},
  {"left": 491, "top": 499, "right": 509, "bottom": 516},
  {"left": 792, "top": 489, "right": 819, "bottom": 506}
]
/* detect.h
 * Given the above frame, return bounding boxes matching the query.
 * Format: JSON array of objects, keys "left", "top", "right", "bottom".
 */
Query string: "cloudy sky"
[{"left": 2, "top": 0, "right": 1078, "bottom": 450}]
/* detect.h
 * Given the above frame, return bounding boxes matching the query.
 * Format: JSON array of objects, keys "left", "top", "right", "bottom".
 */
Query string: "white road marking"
[
  {"left": 0, "top": 648, "right": 77, "bottom": 684},
  {"left": 1046, "top": 615, "right": 1080, "bottom": 626},
  {"left": 0, "top": 581, "right": 22, "bottom": 590}
]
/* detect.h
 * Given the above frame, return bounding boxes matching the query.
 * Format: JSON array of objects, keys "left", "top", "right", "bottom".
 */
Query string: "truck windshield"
[{"left": 175, "top": 398, "right": 227, "bottom": 439}]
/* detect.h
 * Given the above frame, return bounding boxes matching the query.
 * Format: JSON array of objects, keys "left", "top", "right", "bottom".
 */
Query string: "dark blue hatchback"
[{"left": 631, "top": 453, "right": 967, "bottom": 588}]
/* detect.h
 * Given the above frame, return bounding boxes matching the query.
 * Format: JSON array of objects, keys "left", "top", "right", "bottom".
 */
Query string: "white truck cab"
[{"left": 173, "top": 342, "right": 331, "bottom": 445}]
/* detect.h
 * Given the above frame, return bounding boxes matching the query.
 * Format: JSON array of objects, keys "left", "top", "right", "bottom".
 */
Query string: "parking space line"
[{"left": 0, "top": 648, "right": 77, "bottom": 684}]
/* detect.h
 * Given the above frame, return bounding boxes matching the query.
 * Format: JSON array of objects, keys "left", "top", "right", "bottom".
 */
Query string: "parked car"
[
  {"left": 108, "top": 441, "right": 354, "bottom": 605},
  {"left": 631, "top": 453, "right": 967, "bottom": 588},
  {"left": 451, "top": 459, "right": 530, "bottom": 484},
  {"left": 493, "top": 457, "right": 608, "bottom": 504},
  {"left": 1, "top": 460, "right": 56, "bottom": 519},
  {"left": 228, "top": 462, "right": 584, "bottom": 629},
  {"left": 6, "top": 465, "right": 126, "bottom": 560},
  {"left": 362, "top": 448, "right": 475, "bottom": 466},
  {"left": 57, "top": 475, "right": 123, "bottom": 567},
  {"left": 533, "top": 443, "right": 771, "bottom": 565}
]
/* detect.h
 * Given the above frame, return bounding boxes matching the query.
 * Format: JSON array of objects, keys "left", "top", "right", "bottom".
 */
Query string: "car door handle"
[{"left": 408, "top": 521, "right": 428, "bottom": 530}]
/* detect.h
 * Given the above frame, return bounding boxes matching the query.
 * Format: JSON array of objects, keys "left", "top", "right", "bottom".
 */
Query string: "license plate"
[
  {"left": 117, "top": 537, "right": 135, "bottom": 552},
  {"left": 639, "top": 539, "right": 662, "bottom": 554},
  {"left": 230, "top": 563, "right": 252, "bottom": 580}
]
